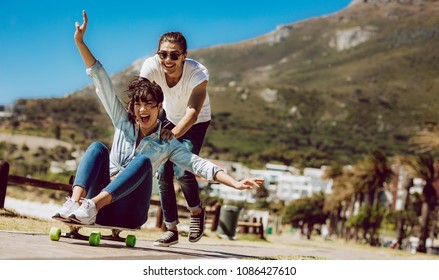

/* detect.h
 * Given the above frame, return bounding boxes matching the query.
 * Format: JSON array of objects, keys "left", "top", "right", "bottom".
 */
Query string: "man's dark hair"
[{"left": 158, "top": 32, "right": 187, "bottom": 54}]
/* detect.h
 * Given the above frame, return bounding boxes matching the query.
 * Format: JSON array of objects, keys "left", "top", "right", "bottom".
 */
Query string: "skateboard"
[{"left": 49, "top": 222, "right": 138, "bottom": 247}]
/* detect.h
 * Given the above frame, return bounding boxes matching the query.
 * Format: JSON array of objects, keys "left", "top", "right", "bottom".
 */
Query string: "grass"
[{"left": 0, "top": 208, "right": 45, "bottom": 232}]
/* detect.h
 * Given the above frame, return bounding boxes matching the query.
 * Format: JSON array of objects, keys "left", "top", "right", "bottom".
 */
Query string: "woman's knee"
[
  {"left": 134, "top": 154, "right": 152, "bottom": 169},
  {"left": 87, "top": 141, "right": 108, "bottom": 155}
]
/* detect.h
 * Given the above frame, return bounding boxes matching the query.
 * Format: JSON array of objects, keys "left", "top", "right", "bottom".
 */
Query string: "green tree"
[
  {"left": 283, "top": 192, "right": 327, "bottom": 238},
  {"left": 351, "top": 150, "right": 393, "bottom": 245},
  {"left": 347, "top": 204, "right": 386, "bottom": 245}
]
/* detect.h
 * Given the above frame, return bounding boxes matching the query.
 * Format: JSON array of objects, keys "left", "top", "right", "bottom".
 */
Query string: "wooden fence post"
[{"left": 0, "top": 161, "right": 10, "bottom": 209}]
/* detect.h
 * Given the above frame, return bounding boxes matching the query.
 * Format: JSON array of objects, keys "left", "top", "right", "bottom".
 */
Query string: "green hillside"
[{"left": 3, "top": 0, "right": 439, "bottom": 171}]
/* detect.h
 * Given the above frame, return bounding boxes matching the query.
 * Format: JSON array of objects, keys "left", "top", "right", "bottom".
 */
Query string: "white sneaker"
[
  {"left": 52, "top": 197, "right": 79, "bottom": 222},
  {"left": 68, "top": 198, "right": 97, "bottom": 225}
]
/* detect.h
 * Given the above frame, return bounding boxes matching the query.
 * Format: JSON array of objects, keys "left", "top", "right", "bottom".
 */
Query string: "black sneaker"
[
  {"left": 153, "top": 230, "right": 179, "bottom": 247},
  {"left": 188, "top": 208, "right": 205, "bottom": 243}
]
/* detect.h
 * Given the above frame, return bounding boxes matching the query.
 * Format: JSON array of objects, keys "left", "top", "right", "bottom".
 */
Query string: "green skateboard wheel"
[
  {"left": 125, "top": 235, "right": 136, "bottom": 247},
  {"left": 89, "top": 231, "right": 101, "bottom": 246},
  {"left": 49, "top": 227, "right": 61, "bottom": 241}
]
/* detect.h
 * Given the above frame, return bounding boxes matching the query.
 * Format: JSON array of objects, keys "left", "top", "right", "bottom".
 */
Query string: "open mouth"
[
  {"left": 140, "top": 114, "right": 150, "bottom": 123},
  {"left": 163, "top": 63, "right": 175, "bottom": 70}
]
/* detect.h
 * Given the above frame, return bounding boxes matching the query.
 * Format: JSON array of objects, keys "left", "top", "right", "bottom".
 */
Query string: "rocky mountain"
[{"left": 7, "top": 0, "right": 439, "bottom": 169}]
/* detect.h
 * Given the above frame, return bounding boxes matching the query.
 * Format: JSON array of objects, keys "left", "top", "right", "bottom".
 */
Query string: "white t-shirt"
[{"left": 139, "top": 55, "right": 211, "bottom": 125}]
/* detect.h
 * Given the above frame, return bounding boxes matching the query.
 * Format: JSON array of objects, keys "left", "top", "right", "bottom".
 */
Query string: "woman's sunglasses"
[{"left": 157, "top": 51, "right": 183, "bottom": 60}]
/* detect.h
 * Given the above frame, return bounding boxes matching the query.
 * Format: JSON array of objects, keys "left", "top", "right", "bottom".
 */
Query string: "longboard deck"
[
  {"left": 62, "top": 221, "right": 140, "bottom": 231},
  {"left": 49, "top": 220, "right": 139, "bottom": 247}
]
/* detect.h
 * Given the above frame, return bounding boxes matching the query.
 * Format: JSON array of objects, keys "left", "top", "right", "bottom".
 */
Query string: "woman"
[{"left": 52, "top": 10, "right": 263, "bottom": 247}]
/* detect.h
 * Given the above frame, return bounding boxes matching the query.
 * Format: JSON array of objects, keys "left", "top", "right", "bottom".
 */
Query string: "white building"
[
  {"left": 391, "top": 164, "right": 426, "bottom": 211},
  {"left": 251, "top": 164, "right": 332, "bottom": 203},
  {"left": 304, "top": 167, "right": 333, "bottom": 195},
  {"left": 202, "top": 162, "right": 332, "bottom": 204},
  {"left": 0, "top": 105, "right": 13, "bottom": 119},
  {"left": 277, "top": 175, "right": 313, "bottom": 201},
  {"left": 249, "top": 168, "right": 286, "bottom": 202}
]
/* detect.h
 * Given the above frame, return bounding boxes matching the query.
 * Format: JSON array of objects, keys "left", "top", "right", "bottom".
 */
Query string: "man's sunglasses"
[{"left": 157, "top": 51, "right": 183, "bottom": 60}]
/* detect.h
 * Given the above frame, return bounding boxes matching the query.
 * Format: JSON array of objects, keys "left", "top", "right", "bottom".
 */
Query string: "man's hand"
[{"left": 160, "top": 128, "right": 175, "bottom": 142}]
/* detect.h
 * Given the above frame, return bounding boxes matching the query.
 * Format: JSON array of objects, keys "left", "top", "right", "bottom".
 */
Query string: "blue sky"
[{"left": 0, "top": 0, "right": 351, "bottom": 105}]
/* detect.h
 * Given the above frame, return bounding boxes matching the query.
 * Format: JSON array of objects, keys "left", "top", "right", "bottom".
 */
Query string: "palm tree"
[
  {"left": 323, "top": 163, "right": 354, "bottom": 238},
  {"left": 389, "top": 156, "right": 415, "bottom": 249},
  {"left": 407, "top": 153, "right": 438, "bottom": 253},
  {"left": 350, "top": 150, "right": 393, "bottom": 246},
  {"left": 396, "top": 174, "right": 414, "bottom": 249}
]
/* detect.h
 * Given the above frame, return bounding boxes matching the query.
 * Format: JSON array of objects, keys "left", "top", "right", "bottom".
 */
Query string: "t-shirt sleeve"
[
  {"left": 140, "top": 56, "right": 159, "bottom": 81},
  {"left": 188, "top": 62, "right": 209, "bottom": 90}
]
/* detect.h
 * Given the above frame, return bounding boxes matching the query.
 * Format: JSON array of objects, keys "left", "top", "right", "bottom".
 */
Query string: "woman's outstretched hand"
[
  {"left": 234, "top": 178, "right": 265, "bottom": 190},
  {"left": 74, "top": 10, "right": 88, "bottom": 44}
]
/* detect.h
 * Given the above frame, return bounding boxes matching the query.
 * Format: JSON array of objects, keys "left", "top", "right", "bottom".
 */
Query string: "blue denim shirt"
[{"left": 86, "top": 61, "right": 223, "bottom": 181}]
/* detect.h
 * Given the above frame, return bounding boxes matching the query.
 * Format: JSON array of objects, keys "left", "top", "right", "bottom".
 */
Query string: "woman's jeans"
[
  {"left": 73, "top": 141, "right": 152, "bottom": 229},
  {"left": 159, "top": 120, "right": 210, "bottom": 229}
]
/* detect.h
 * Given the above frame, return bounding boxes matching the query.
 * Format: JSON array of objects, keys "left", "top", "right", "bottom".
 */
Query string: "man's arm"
[{"left": 171, "top": 80, "right": 207, "bottom": 138}]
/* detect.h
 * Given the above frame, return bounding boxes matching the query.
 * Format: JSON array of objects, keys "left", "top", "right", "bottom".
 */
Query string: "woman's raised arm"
[{"left": 74, "top": 10, "right": 97, "bottom": 68}]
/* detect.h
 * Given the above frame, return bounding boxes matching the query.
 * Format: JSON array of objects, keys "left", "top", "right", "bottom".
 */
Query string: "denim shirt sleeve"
[
  {"left": 86, "top": 61, "right": 127, "bottom": 126},
  {"left": 169, "top": 139, "right": 223, "bottom": 182}
]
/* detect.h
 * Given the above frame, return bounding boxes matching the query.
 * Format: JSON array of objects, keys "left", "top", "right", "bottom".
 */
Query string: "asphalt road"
[{"left": 1, "top": 229, "right": 437, "bottom": 260}]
